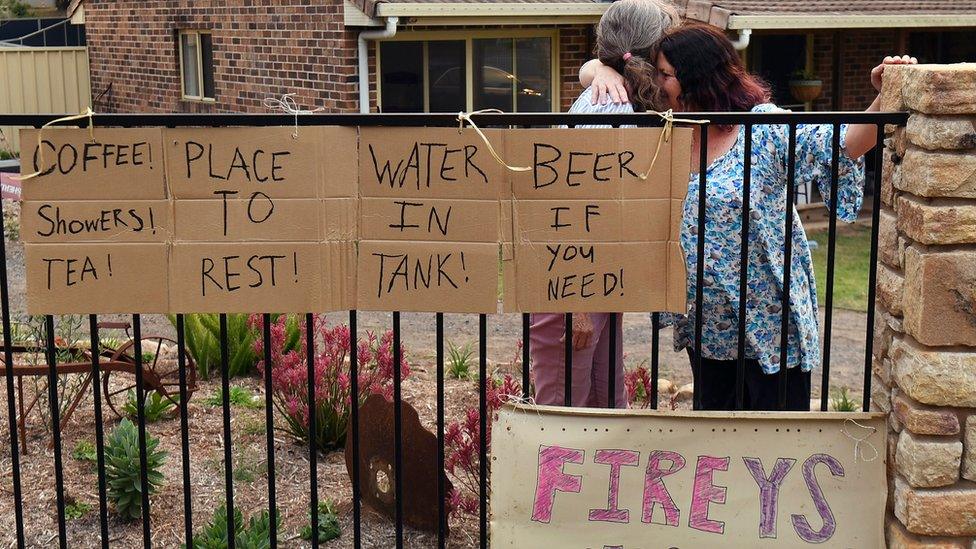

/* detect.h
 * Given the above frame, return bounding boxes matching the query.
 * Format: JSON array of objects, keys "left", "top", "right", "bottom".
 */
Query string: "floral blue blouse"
[{"left": 672, "top": 104, "right": 864, "bottom": 374}]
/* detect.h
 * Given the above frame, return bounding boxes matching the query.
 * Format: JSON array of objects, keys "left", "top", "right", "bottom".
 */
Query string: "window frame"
[
  {"left": 178, "top": 29, "right": 215, "bottom": 102},
  {"left": 375, "top": 28, "right": 560, "bottom": 113}
]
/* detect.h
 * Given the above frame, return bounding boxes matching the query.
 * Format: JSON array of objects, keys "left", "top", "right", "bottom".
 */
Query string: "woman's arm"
[
  {"left": 579, "top": 59, "right": 629, "bottom": 105},
  {"left": 844, "top": 56, "right": 917, "bottom": 159}
]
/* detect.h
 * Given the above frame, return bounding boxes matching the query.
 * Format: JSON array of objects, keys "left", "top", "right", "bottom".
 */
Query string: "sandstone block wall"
[{"left": 876, "top": 63, "right": 976, "bottom": 548}]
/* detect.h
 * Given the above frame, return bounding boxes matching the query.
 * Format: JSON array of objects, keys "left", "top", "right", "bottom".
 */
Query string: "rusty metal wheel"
[{"left": 102, "top": 336, "right": 198, "bottom": 419}]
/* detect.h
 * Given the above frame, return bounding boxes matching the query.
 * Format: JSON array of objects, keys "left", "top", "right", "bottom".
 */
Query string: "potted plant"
[{"left": 788, "top": 69, "right": 823, "bottom": 103}]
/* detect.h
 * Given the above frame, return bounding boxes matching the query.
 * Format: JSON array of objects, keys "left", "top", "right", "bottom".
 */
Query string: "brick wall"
[
  {"left": 85, "top": 0, "right": 362, "bottom": 114},
  {"left": 84, "top": 0, "right": 593, "bottom": 114},
  {"left": 811, "top": 29, "right": 901, "bottom": 111}
]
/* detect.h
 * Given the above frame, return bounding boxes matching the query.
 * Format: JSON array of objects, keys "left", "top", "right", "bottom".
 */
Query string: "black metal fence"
[{"left": 0, "top": 110, "right": 908, "bottom": 548}]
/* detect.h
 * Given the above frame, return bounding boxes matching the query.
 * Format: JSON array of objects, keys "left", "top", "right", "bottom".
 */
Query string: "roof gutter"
[
  {"left": 730, "top": 28, "right": 751, "bottom": 50},
  {"left": 358, "top": 16, "right": 399, "bottom": 113},
  {"left": 727, "top": 13, "right": 976, "bottom": 30}
]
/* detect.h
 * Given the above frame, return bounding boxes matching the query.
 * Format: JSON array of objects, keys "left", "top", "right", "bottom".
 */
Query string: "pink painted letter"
[
  {"left": 530, "top": 445, "right": 585, "bottom": 523},
  {"left": 791, "top": 453, "right": 844, "bottom": 543},
  {"left": 641, "top": 450, "right": 686, "bottom": 527},
  {"left": 688, "top": 455, "right": 730, "bottom": 534},
  {"left": 743, "top": 457, "right": 797, "bottom": 538},
  {"left": 588, "top": 449, "right": 640, "bottom": 523}
]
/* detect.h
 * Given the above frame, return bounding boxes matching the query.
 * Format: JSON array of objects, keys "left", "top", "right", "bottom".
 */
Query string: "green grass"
[{"left": 808, "top": 224, "right": 871, "bottom": 313}]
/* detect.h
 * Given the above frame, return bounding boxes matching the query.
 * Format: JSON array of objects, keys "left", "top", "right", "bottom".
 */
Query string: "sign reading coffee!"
[
  {"left": 491, "top": 405, "right": 887, "bottom": 548},
  {"left": 22, "top": 125, "right": 691, "bottom": 314}
]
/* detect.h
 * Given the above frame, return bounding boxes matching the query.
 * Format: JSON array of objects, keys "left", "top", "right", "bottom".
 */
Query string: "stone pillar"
[{"left": 875, "top": 63, "right": 976, "bottom": 548}]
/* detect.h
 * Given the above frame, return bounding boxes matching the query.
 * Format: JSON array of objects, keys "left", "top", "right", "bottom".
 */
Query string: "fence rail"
[{"left": 0, "top": 110, "right": 908, "bottom": 548}]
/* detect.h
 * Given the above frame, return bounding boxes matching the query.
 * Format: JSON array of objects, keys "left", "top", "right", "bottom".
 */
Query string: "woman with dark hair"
[
  {"left": 580, "top": 23, "right": 916, "bottom": 410},
  {"left": 530, "top": 0, "right": 679, "bottom": 408}
]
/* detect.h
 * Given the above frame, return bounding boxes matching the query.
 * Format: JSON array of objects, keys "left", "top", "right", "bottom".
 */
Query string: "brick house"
[{"left": 66, "top": 0, "right": 976, "bottom": 116}]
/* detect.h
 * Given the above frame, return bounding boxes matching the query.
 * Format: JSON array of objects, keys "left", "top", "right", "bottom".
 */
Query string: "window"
[
  {"left": 378, "top": 32, "right": 556, "bottom": 113},
  {"left": 179, "top": 30, "right": 215, "bottom": 101}
]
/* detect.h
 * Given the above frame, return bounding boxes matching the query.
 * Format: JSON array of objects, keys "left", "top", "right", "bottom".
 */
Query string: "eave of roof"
[{"left": 727, "top": 13, "right": 976, "bottom": 29}]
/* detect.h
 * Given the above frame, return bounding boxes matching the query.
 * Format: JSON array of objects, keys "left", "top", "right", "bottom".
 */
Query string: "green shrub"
[
  {"left": 65, "top": 501, "right": 92, "bottom": 521},
  {"left": 123, "top": 390, "right": 178, "bottom": 422},
  {"left": 172, "top": 314, "right": 258, "bottom": 379},
  {"left": 71, "top": 440, "right": 98, "bottom": 462},
  {"left": 185, "top": 505, "right": 280, "bottom": 549},
  {"left": 204, "top": 386, "right": 262, "bottom": 409},
  {"left": 447, "top": 340, "right": 475, "bottom": 380},
  {"left": 831, "top": 387, "right": 858, "bottom": 412},
  {"left": 105, "top": 419, "right": 166, "bottom": 520},
  {"left": 300, "top": 500, "right": 341, "bottom": 543}
]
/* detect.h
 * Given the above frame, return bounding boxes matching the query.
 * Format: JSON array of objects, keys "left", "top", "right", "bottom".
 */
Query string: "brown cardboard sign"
[
  {"left": 173, "top": 198, "right": 321, "bottom": 241},
  {"left": 165, "top": 126, "right": 358, "bottom": 199},
  {"left": 359, "top": 127, "right": 506, "bottom": 199},
  {"left": 323, "top": 198, "right": 359, "bottom": 241},
  {"left": 491, "top": 404, "right": 886, "bottom": 548},
  {"left": 169, "top": 241, "right": 321, "bottom": 312},
  {"left": 357, "top": 240, "right": 498, "bottom": 313},
  {"left": 513, "top": 199, "right": 670, "bottom": 242},
  {"left": 21, "top": 200, "right": 171, "bottom": 243},
  {"left": 20, "top": 128, "right": 166, "bottom": 200},
  {"left": 360, "top": 198, "right": 499, "bottom": 242},
  {"left": 25, "top": 242, "right": 169, "bottom": 313},
  {"left": 505, "top": 127, "right": 692, "bottom": 200},
  {"left": 320, "top": 240, "right": 357, "bottom": 312},
  {"left": 511, "top": 242, "right": 669, "bottom": 313}
]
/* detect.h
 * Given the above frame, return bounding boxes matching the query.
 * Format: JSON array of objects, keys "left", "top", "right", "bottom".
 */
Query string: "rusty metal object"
[{"left": 345, "top": 393, "right": 452, "bottom": 534}]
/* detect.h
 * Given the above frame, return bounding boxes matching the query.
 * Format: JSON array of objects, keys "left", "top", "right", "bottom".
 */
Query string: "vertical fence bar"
[
  {"left": 392, "top": 311, "right": 404, "bottom": 548},
  {"left": 261, "top": 314, "right": 277, "bottom": 547},
  {"left": 0, "top": 198, "right": 25, "bottom": 549},
  {"left": 436, "top": 313, "right": 447, "bottom": 548},
  {"left": 607, "top": 313, "right": 616, "bottom": 409},
  {"left": 132, "top": 315, "right": 152, "bottom": 547},
  {"left": 821, "top": 124, "right": 842, "bottom": 412},
  {"left": 563, "top": 313, "right": 572, "bottom": 406},
  {"left": 44, "top": 315, "right": 67, "bottom": 549},
  {"left": 778, "top": 124, "right": 798, "bottom": 410},
  {"left": 87, "top": 316, "right": 110, "bottom": 548},
  {"left": 176, "top": 315, "right": 193, "bottom": 547},
  {"left": 306, "top": 313, "right": 318, "bottom": 549},
  {"left": 349, "top": 310, "right": 362, "bottom": 549},
  {"left": 219, "top": 314, "right": 235, "bottom": 549},
  {"left": 651, "top": 313, "right": 660, "bottom": 409},
  {"left": 735, "top": 125, "right": 753, "bottom": 410},
  {"left": 521, "top": 313, "right": 530, "bottom": 399},
  {"left": 863, "top": 124, "right": 886, "bottom": 411},
  {"left": 479, "top": 313, "right": 488, "bottom": 549},
  {"left": 694, "top": 125, "right": 709, "bottom": 411}
]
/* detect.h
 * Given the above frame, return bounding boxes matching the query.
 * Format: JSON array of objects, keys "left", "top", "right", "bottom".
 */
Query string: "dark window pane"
[
  {"left": 427, "top": 40, "right": 465, "bottom": 112},
  {"left": 473, "top": 38, "right": 514, "bottom": 112},
  {"left": 515, "top": 37, "right": 551, "bottom": 112},
  {"left": 750, "top": 34, "right": 807, "bottom": 108},
  {"left": 380, "top": 41, "right": 424, "bottom": 113},
  {"left": 201, "top": 33, "right": 215, "bottom": 99}
]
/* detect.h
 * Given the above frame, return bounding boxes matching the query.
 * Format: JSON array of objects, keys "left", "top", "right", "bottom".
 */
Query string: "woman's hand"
[
  {"left": 571, "top": 313, "right": 594, "bottom": 351},
  {"left": 870, "top": 55, "right": 918, "bottom": 92},
  {"left": 580, "top": 59, "right": 628, "bottom": 105}
]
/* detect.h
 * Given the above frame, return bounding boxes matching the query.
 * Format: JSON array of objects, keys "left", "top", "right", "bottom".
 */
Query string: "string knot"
[
  {"left": 456, "top": 109, "right": 531, "bottom": 173},
  {"left": 15, "top": 107, "right": 96, "bottom": 182},
  {"left": 263, "top": 93, "right": 324, "bottom": 139}
]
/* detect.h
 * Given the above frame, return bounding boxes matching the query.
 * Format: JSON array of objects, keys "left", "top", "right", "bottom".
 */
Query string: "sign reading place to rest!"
[
  {"left": 491, "top": 405, "right": 887, "bottom": 549},
  {"left": 22, "top": 125, "right": 693, "bottom": 314}
]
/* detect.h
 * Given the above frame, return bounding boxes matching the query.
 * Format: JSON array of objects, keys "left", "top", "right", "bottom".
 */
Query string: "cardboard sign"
[
  {"left": 20, "top": 128, "right": 166, "bottom": 200},
  {"left": 491, "top": 405, "right": 886, "bottom": 549},
  {"left": 25, "top": 242, "right": 169, "bottom": 313},
  {"left": 504, "top": 127, "right": 692, "bottom": 313},
  {"left": 169, "top": 241, "right": 323, "bottom": 313},
  {"left": 165, "top": 126, "right": 358, "bottom": 199},
  {"left": 357, "top": 240, "right": 498, "bottom": 313},
  {"left": 1, "top": 172, "right": 22, "bottom": 200},
  {"left": 21, "top": 200, "right": 172, "bottom": 243},
  {"left": 359, "top": 127, "right": 506, "bottom": 199},
  {"left": 173, "top": 198, "right": 321, "bottom": 241},
  {"left": 360, "top": 198, "right": 500, "bottom": 242}
]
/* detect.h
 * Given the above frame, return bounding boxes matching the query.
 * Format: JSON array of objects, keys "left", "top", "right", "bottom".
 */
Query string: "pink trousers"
[{"left": 529, "top": 313, "right": 625, "bottom": 408}]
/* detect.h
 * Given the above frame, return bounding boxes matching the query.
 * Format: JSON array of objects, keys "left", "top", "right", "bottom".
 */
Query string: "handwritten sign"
[
  {"left": 503, "top": 128, "right": 691, "bottom": 313},
  {"left": 490, "top": 405, "right": 886, "bottom": 548},
  {"left": 356, "top": 127, "right": 503, "bottom": 313},
  {"left": 22, "top": 125, "right": 692, "bottom": 314}
]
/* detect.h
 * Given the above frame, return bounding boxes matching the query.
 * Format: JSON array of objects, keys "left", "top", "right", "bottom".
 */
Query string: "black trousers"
[{"left": 687, "top": 350, "right": 811, "bottom": 411}]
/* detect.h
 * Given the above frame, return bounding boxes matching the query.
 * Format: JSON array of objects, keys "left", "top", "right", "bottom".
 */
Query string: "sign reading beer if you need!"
[
  {"left": 21, "top": 125, "right": 690, "bottom": 314},
  {"left": 490, "top": 405, "right": 887, "bottom": 548}
]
